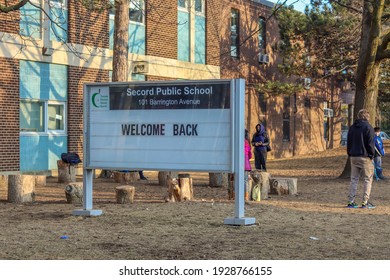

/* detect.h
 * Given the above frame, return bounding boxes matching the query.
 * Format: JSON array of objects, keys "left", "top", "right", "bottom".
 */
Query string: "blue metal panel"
[
  {"left": 20, "top": 61, "right": 67, "bottom": 101},
  {"left": 109, "top": 19, "right": 145, "bottom": 54},
  {"left": 20, "top": 135, "right": 67, "bottom": 172},
  {"left": 178, "top": 11, "right": 190, "bottom": 61},
  {"left": 50, "top": 7, "right": 68, "bottom": 42},
  {"left": 129, "top": 24, "right": 145, "bottom": 54},
  {"left": 20, "top": 3, "right": 41, "bottom": 39},
  {"left": 195, "top": 15, "right": 206, "bottom": 64}
]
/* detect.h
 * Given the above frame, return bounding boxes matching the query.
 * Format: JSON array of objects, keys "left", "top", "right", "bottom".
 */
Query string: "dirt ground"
[{"left": 1, "top": 144, "right": 390, "bottom": 260}]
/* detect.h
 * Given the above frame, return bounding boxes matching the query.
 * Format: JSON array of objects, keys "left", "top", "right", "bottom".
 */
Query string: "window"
[
  {"left": 48, "top": 103, "right": 65, "bottom": 131},
  {"left": 20, "top": 100, "right": 44, "bottom": 132},
  {"left": 230, "top": 9, "right": 239, "bottom": 58},
  {"left": 195, "top": 0, "right": 204, "bottom": 14},
  {"left": 258, "top": 17, "right": 266, "bottom": 52},
  {"left": 178, "top": 0, "right": 189, "bottom": 9},
  {"left": 109, "top": 0, "right": 144, "bottom": 23},
  {"left": 283, "top": 96, "right": 291, "bottom": 141},
  {"left": 258, "top": 92, "right": 267, "bottom": 121},
  {"left": 49, "top": 0, "right": 68, "bottom": 42},
  {"left": 130, "top": 0, "right": 144, "bottom": 23},
  {"left": 20, "top": 100, "right": 66, "bottom": 134}
]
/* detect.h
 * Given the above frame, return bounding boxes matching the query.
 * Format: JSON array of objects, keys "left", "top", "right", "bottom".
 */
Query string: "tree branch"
[
  {"left": 0, "top": 0, "right": 29, "bottom": 13},
  {"left": 330, "top": 0, "right": 363, "bottom": 14}
]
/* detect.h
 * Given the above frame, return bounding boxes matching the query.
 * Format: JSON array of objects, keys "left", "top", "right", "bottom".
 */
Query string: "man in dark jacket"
[
  {"left": 346, "top": 109, "right": 376, "bottom": 209},
  {"left": 251, "top": 123, "right": 269, "bottom": 171}
]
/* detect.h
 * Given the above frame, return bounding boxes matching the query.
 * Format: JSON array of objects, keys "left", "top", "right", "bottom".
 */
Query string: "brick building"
[{"left": 0, "top": 0, "right": 344, "bottom": 174}]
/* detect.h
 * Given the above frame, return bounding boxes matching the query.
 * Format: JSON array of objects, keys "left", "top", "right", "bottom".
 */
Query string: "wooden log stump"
[
  {"left": 65, "top": 182, "right": 83, "bottom": 204},
  {"left": 270, "top": 177, "right": 298, "bottom": 195},
  {"left": 35, "top": 175, "right": 46, "bottom": 187},
  {"left": 115, "top": 185, "right": 135, "bottom": 204},
  {"left": 113, "top": 171, "right": 137, "bottom": 184},
  {"left": 8, "top": 175, "right": 36, "bottom": 203},
  {"left": 227, "top": 173, "right": 235, "bottom": 200},
  {"left": 0, "top": 175, "right": 8, "bottom": 187},
  {"left": 166, "top": 174, "right": 193, "bottom": 202},
  {"left": 209, "top": 172, "right": 228, "bottom": 188},
  {"left": 178, "top": 174, "right": 193, "bottom": 201},
  {"left": 57, "top": 160, "right": 76, "bottom": 183},
  {"left": 250, "top": 170, "right": 271, "bottom": 200},
  {"left": 158, "top": 171, "right": 178, "bottom": 186}
]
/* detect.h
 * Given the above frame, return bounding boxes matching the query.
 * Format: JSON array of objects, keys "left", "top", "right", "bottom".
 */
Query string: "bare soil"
[{"left": 1, "top": 145, "right": 390, "bottom": 260}]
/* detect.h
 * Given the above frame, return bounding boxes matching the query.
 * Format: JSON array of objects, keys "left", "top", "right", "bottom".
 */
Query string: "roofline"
[{"left": 252, "top": 0, "right": 275, "bottom": 8}]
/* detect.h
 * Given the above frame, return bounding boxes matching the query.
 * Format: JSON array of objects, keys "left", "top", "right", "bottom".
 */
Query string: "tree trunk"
[
  {"left": 340, "top": 0, "right": 384, "bottom": 178},
  {"left": 112, "top": 0, "right": 129, "bottom": 82},
  {"left": 99, "top": 0, "right": 130, "bottom": 176}
]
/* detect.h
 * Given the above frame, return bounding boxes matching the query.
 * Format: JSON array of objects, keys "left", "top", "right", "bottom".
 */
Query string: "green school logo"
[{"left": 91, "top": 89, "right": 109, "bottom": 109}]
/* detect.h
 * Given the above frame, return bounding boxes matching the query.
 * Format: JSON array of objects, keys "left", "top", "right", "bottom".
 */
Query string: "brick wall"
[
  {"left": 67, "top": 66, "right": 109, "bottom": 159},
  {"left": 145, "top": 0, "right": 177, "bottom": 59},
  {"left": 67, "top": 1, "right": 109, "bottom": 49},
  {"left": 206, "top": 0, "right": 221, "bottom": 66},
  {"left": 0, "top": 0, "right": 20, "bottom": 34},
  {"left": 0, "top": 57, "right": 20, "bottom": 172}
]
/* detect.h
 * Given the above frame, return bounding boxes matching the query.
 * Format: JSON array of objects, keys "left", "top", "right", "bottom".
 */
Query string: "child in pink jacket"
[{"left": 244, "top": 130, "right": 252, "bottom": 200}]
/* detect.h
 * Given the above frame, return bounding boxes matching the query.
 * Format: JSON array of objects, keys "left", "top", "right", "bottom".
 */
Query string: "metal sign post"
[{"left": 224, "top": 79, "right": 255, "bottom": 225}]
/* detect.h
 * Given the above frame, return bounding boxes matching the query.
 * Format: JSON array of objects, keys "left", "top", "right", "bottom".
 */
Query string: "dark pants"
[{"left": 254, "top": 149, "right": 267, "bottom": 171}]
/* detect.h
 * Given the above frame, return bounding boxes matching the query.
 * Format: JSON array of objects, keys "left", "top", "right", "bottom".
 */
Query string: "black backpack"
[{"left": 61, "top": 152, "right": 82, "bottom": 165}]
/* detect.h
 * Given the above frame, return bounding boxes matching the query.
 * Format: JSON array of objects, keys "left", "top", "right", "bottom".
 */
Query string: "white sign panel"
[{"left": 84, "top": 80, "right": 234, "bottom": 172}]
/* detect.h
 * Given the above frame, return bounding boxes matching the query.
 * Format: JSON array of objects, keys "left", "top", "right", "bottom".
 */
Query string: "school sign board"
[{"left": 76, "top": 79, "right": 255, "bottom": 225}]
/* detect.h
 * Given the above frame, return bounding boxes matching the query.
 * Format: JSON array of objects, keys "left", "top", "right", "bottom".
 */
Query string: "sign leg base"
[
  {"left": 73, "top": 209, "right": 103, "bottom": 216},
  {"left": 224, "top": 217, "right": 256, "bottom": 226}
]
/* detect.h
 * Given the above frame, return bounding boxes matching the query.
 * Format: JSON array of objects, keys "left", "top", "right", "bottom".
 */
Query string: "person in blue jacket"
[
  {"left": 251, "top": 122, "right": 269, "bottom": 171},
  {"left": 374, "top": 127, "right": 386, "bottom": 180}
]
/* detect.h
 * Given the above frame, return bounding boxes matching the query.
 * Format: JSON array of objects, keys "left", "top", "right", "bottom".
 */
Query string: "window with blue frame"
[
  {"left": 109, "top": 0, "right": 145, "bottom": 54},
  {"left": 49, "top": 0, "right": 68, "bottom": 42},
  {"left": 178, "top": 1, "right": 190, "bottom": 62},
  {"left": 194, "top": 0, "right": 205, "bottom": 64},
  {"left": 178, "top": 0, "right": 206, "bottom": 64},
  {"left": 20, "top": 0, "right": 68, "bottom": 42}
]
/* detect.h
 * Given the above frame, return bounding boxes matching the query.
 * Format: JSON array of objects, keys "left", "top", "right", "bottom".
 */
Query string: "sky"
[{"left": 269, "top": 0, "right": 311, "bottom": 13}]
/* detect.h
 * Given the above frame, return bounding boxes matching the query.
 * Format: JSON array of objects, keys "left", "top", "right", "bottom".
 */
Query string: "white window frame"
[
  {"left": 194, "top": 0, "right": 205, "bottom": 16},
  {"left": 178, "top": 0, "right": 190, "bottom": 11},
  {"left": 20, "top": 99, "right": 67, "bottom": 136}
]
